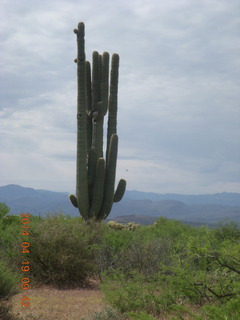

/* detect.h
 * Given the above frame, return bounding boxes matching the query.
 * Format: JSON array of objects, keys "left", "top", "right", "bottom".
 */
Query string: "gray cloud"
[{"left": 1, "top": 0, "right": 240, "bottom": 194}]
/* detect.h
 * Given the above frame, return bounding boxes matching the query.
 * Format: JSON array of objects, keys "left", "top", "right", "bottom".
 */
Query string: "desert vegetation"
[{"left": 0, "top": 202, "right": 240, "bottom": 319}]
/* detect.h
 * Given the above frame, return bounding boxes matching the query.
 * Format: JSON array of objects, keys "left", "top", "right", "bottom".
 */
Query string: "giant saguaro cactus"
[{"left": 69, "top": 22, "right": 126, "bottom": 221}]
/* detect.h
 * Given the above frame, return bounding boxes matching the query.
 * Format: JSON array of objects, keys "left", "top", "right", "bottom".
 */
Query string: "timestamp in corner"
[{"left": 20, "top": 212, "right": 31, "bottom": 308}]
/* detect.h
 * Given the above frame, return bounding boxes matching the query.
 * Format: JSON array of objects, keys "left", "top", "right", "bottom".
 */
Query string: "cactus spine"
[{"left": 69, "top": 22, "right": 126, "bottom": 221}]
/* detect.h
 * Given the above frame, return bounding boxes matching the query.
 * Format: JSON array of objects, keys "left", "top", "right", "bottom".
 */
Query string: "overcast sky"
[{"left": 1, "top": 0, "right": 240, "bottom": 195}]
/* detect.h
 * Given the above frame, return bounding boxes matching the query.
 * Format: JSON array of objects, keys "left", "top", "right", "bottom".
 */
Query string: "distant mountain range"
[{"left": 0, "top": 184, "right": 240, "bottom": 226}]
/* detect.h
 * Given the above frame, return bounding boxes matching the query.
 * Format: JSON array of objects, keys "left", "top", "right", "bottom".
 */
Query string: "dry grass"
[
  {"left": 4, "top": 284, "right": 205, "bottom": 320},
  {"left": 8, "top": 285, "right": 105, "bottom": 320}
]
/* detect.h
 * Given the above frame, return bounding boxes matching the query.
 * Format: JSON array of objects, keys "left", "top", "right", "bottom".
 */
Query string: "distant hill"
[
  {"left": 125, "top": 190, "right": 240, "bottom": 206},
  {"left": 0, "top": 184, "right": 240, "bottom": 225},
  {"left": 113, "top": 199, "right": 240, "bottom": 225},
  {"left": 0, "top": 184, "right": 75, "bottom": 216}
]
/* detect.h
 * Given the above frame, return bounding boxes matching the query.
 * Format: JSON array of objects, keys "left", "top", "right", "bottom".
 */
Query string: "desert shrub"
[
  {"left": 107, "top": 221, "right": 140, "bottom": 231},
  {"left": 115, "top": 237, "right": 172, "bottom": 277},
  {"left": 185, "top": 225, "right": 240, "bottom": 304},
  {"left": 27, "top": 215, "right": 104, "bottom": 288},
  {"left": 127, "top": 311, "right": 158, "bottom": 320},
  {"left": 0, "top": 202, "right": 10, "bottom": 219},
  {"left": 0, "top": 202, "right": 19, "bottom": 231},
  {"left": 96, "top": 226, "right": 135, "bottom": 274},
  {"left": 99, "top": 219, "right": 167, "bottom": 274},
  {"left": 126, "top": 222, "right": 140, "bottom": 231},
  {"left": 0, "top": 260, "right": 20, "bottom": 299},
  {"left": 100, "top": 271, "right": 178, "bottom": 317},
  {"left": 100, "top": 220, "right": 240, "bottom": 319},
  {"left": 107, "top": 221, "right": 126, "bottom": 230},
  {"left": 214, "top": 220, "right": 240, "bottom": 241},
  {"left": 0, "top": 219, "right": 21, "bottom": 275},
  {"left": 151, "top": 217, "right": 193, "bottom": 240},
  {"left": 201, "top": 295, "right": 240, "bottom": 319},
  {"left": 99, "top": 218, "right": 192, "bottom": 278},
  {"left": 86, "top": 307, "right": 126, "bottom": 320}
]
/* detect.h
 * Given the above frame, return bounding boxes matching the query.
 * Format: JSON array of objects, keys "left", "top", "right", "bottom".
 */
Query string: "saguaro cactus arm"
[
  {"left": 106, "top": 54, "right": 119, "bottom": 163},
  {"left": 114, "top": 179, "right": 127, "bottom": 203},
  {"left": 98, "top": 134, "right": 118, "bottom": 220}
]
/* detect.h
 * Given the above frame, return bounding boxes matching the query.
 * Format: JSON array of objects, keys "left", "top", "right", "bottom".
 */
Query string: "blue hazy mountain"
[{"left": 0, "top": 184, "right": 240, "bottom": 225}]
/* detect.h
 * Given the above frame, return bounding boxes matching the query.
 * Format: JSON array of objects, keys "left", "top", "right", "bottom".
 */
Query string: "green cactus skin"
[
  {"left": 90, "top": 157, "right": 105, "bottom": 217},
  {"left": 94, "top": 101, "right": 104, "bottom": 158},
  {"left": 74, "top": 22, "right": 89, "bottom": 220},
  {"left": 70, "top": 22, "right": 126, "bottom": 221},
  {"left": 85, "top": 61, "right": 92, "bottom": 153},
  {"left": 101, "top": 52, "right": 110, "bottom": 115},
  {"left": 68, "top": 194, "right": 78, "bottom": 208},
  {"left": 87, "top": 147, "right": 97, "bottom": 205},
  {"left": 92, "top": 51, "right": 101, "bottom": 112},
  {"left": 98, "top": 134, "right": 118, "bottom": 220},
  {"left": 106, "top": 54, "right": 119, "bottom": 164},
  {"left": 114, "top": 179, "right": 127, "bottom": 203}
]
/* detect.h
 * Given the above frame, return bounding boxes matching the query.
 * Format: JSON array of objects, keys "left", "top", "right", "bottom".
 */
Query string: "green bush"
[
  {"left": 185, "top": 225, "right": 240, "bottom": 304},
  {"left": 0, "top": 202, "right": 19, "bottom": 231},
  {"left": 97, "top": 218, "right": 187, "bottom": 277},
  {"left": 100, "top": 219, "right": 240, "bottom": 319},
  {"left": 90, "top": 307, "right": 126, "bottom": 320},
  {"left": 0, "top": 202, "right": 21, "bottom": 266},
  {"left": 0, "top": 202, "right": 10, "bottom": 219},
  {"left": 121, "top": 237, "right": 172, "bottom": 277},
  {"left": 101, "top": 271, "right": 177, "bottom": 317},
  {"left": 201, "top": 295, "right": 240, "bottom": 319},
  {"left": 0, "top": 260, "right": 20, "bottom": 299},
  {"left": 27, "top": 215, "right": 104, "bottom": 288},
  {"left": 96, "top": 226, "right": 135, "bottom": 274},
  {"left": 214, "top": 220, "right": 240, "bottom": 241},
  {"left": 127, "top": 311, "right": 158, "bottom": 320},
  {"left": 0, "top": 223, "right": 21, "bottom": 263}
]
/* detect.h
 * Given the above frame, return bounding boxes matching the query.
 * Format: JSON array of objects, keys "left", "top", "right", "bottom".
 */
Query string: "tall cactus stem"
[
  {"left": 75, "top": 22, "right": 89, "bottom": 219},
  {"left": 98, "top": 134, "right": 118, "bottom": 220},
  {"left": 92, "top": 51, "right": 100, "bottom": 112},
  {"left": 106, "top": 54, "right": 119, "bottom": 163},
  {"left": 85, "top": 61, "right": 92, "bottom": 152},
  {"left": 94, "top": 101, "right": 104, "bottom": 158},
  {"left": 87, "top": 147, "right": 97, "bottom": 187},
  {"left": 90, "top": 158, "right": 105, "bottom": 217},
  {"left": 101, "top": 52, "right": 110, "bottom": 115}
]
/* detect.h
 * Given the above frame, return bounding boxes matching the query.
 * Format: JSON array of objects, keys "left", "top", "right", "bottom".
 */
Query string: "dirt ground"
[{"left": 8, "top": 285, "right": 105, "bottom": 320}]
